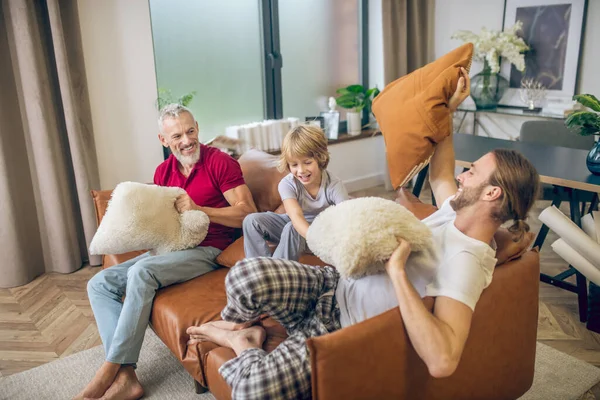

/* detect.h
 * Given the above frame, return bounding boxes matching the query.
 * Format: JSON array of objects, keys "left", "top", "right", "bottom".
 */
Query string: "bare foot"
[
  {"left": 73, "top": 362, "right": 120, "bottom": 400},
  {"left": 186, "top": 318, "right": 259, "bottom": 339},
  {"left": 207, "top": 319, "right": 259, "bottom": 330},
  {"left": 188, "top": 324, "right": 266, "bottom": 355},
  {"left": 89, "top": 366, "right": 144, "bottom": 400}
]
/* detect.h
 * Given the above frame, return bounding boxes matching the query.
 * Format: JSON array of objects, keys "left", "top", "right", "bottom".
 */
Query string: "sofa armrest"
[
  {"left": 307, "top": 299, "right": 434, "bottom": 400},
  {"left": 308, "top": 250, "right": 540, "bottom": 400}
]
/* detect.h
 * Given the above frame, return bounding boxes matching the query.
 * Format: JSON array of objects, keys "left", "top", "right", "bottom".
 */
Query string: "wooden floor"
[{"left": 1, "top": 184, "right": 599, "bottom": 380}]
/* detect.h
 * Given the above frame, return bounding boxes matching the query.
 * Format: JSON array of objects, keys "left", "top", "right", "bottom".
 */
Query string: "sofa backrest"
[{"left": 238, "top": 149, "right": 287, "bottom": 213}]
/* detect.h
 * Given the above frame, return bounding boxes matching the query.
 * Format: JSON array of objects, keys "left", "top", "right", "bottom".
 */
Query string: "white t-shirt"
[{"left": 335, "top": 196, "right": 498, "bottom": 328}]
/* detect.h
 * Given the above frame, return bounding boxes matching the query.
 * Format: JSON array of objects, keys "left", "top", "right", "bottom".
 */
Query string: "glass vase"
[
  {"left": 470, "top": 59, "right": 509, "bottom": 110},
  {"left": 587, "top": 140, "right": 600, "bottom": 175}
]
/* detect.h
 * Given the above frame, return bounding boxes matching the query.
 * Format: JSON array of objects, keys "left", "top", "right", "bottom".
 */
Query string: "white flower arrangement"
[{"left": 451, "top": 21, "right": 529, "bottom": 73}]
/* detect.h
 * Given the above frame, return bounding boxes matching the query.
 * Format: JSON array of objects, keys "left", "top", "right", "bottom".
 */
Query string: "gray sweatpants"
[{"left": 242, "top": 212, "right": 315, "bottom": 261}]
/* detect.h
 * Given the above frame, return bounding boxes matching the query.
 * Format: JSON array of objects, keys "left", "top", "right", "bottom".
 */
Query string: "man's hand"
[
  {"left": 175, "top": 193, "right": 200, "bottom": 213},
  {"left": 385, "top": 238, "right": 412, "bottom": 276},
  {"left": 448, "top": 67, "right": 471, "bottom": 112}
]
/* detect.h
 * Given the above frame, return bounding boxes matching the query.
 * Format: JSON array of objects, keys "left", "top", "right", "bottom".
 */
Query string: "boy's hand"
[
  {"left": 385, "top": 238, "right": 412, "bottom": 276},
  {"left": 448, "top": 67, "right": 470, "bottom": 112}
]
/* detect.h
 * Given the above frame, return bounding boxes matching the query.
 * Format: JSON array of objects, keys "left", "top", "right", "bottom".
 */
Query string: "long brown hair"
[{"left": 488, "top": 149, "right": 540, "bottom": 242}]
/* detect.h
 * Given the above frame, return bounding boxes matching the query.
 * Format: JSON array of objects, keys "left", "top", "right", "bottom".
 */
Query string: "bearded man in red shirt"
[{"left": 77, "top": 104, "right": 257, "bottom": 400}]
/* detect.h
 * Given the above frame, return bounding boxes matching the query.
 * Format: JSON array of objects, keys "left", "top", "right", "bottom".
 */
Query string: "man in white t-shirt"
[{"left": 186, "top": 69, "right": 541, "bottom": 399}]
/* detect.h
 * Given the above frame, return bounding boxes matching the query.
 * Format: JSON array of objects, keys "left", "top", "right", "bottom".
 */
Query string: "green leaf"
[
  {"left": 336, "top": 94, "right": 359, "bottom": 109},
  {"left": 336, "top": 88, "right": 351, "bottom": 95},
  {"left": 573, "top": 94, "right": 600, "bottom": 112},
  {"left": 178, "top": 91, "right": 196, "bottom": 107},
  {"left": 565, "top": 111, "right": 600, "bottom": 136},
  {"left": 345, "top": 84, "right": 365, "bottom": 94}
]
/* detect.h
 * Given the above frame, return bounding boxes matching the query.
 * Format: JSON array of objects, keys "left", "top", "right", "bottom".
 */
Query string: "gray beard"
[{"left": 173, "top": 147, "right": 200, "bottom": 166}]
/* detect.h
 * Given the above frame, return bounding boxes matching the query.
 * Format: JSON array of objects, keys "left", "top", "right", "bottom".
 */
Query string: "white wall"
[
  {"left": 78, "top": 0, "right": 388, "bottom": 192},
  {"left": 329, "top": 135, "right": 387, "bottom": 192},
  {"left": 435, "top": 0, "right": 600, "bottom": 140},
  {"left": 78, "top": 0, "right": 163, "bottom": 189}
]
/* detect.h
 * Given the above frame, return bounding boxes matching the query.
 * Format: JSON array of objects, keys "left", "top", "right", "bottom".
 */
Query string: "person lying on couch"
[
  {"left": 76, "top": 104, "right": 257, "bottom": 400},
  {"left": 186, "top": 73, "right": 541, "bottom": 400}
]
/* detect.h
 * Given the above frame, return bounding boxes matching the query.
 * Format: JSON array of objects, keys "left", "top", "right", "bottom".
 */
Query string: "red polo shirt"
[{"left": 153, "top": 144, "right": 245, "bottom": 251}]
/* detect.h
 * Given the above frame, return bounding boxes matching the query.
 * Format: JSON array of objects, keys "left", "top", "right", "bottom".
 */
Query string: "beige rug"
[{"left": 0, "top": 330, "right": 598, "bottom": 400}]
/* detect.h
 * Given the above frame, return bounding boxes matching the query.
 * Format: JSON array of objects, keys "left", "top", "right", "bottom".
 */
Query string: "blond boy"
[{"left": 242, "top": 125, "right": 349, "bottom": 260}]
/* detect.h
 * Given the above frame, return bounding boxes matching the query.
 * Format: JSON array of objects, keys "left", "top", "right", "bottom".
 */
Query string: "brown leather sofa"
[{"left": 91, "top": 149, "right": 540, "bottom": 400}]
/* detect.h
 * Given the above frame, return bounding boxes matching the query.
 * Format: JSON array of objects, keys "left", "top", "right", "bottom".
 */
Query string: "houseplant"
[
  {"left": 156, "top": 88, "right": 196, "bottom": 110},
  {"left": 452, "top": 22, "right": 529, "bottom": 109},
  {"left": 565, "top": 94, "right": 600, "bottom": 175},
  {"left": 335, "top": 84, "right": 380, "bottom": 135}
]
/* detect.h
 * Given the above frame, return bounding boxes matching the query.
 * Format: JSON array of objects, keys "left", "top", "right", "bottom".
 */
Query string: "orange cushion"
[{"left": 372, "top": 43, "right": 473, "bottom": 189}]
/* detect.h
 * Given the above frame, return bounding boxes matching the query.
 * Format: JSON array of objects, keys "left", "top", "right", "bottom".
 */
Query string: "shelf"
[{"left": 267, "top": 128, "right": 382, "bottom": 156}]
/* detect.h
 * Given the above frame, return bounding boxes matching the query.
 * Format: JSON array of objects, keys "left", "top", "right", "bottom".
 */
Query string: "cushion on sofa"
[
  {"left": 215, "top": 236, "right": 326, "bottom": 268},
  {"left": 91, "top": 189, "right": 147, "bottom": 268},
  {"left": 89, "top": 182, "right": 209, "bottom": 255},
  {"left": 307, "top": 197, "right": 433, "bottom": 278},
  {"left": 372, "top": 43, "right": 473, "bottom": 189}
]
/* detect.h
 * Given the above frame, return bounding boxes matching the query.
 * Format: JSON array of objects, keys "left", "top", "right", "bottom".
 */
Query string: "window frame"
[{"left": 261, "top": 0, "right": 370, "bottom": 130}]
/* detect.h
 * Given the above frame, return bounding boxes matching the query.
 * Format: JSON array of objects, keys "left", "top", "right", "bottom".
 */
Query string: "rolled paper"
[
  {"left": 551, "top": 239, "right": 600, "bottom": 286},
  {"left": 595, "top": 211, "right": 600, "bottom": 241},
  {"left": 538, "top": 206, "right": 600, "bottom": 267},
  {"left": 581, "top": 213, "right": 598, "bottom": 243}
]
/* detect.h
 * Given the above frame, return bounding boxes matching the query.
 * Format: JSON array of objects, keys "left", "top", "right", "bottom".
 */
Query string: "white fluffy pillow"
[
  {"left": 307, "top": 197, "right": 433, "bottom": 278},
  {"left": 89, "top": 182, "right": 209, "bottom": 255}
]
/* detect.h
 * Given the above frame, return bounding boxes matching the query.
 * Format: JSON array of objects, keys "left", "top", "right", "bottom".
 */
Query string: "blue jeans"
[{"left": 87, "top": 246, "right": 221, "bottom": 364}]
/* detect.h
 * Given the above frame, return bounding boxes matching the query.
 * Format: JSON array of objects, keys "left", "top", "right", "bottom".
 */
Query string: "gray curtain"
[
  {"left": 0, "top": 0, "right": 101, "bottom": 288},
  {"left": 382, "top": 0, "right": 435, "bottom": 84}
]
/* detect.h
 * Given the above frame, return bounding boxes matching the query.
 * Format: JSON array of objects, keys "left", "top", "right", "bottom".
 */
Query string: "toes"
[{"left": 186, "top": 326, "right": 202, "bottom": 335}]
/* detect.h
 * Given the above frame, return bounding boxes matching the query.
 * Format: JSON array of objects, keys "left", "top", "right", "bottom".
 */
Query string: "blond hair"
[
  {"left": 278, "top": 125, "right": 330, "bottom": 172},
  {"left": 488, "top": 149, "right": 540, "bottom": 242}
]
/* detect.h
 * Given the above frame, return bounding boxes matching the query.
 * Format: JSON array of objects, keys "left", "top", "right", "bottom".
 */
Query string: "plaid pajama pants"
[{"left": 219, "top": 257, "right": 341, "bottom": 400}]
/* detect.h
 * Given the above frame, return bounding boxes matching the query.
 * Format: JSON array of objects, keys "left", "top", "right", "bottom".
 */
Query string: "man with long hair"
[{"left": 187, "top": 71, "right": 541, "bottom": 399}]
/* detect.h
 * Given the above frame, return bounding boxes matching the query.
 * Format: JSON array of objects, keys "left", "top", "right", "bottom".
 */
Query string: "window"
[{"left": 149, "top": 0, "right": 368, "bottom": 145}]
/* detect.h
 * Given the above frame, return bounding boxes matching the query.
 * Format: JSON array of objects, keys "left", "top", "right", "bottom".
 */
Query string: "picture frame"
[
  {"left": 319, "top": 111, "right": 340, "bottom": 140},
  {"left": 499, "top": 0, "right": 588, "bottom": 108},
  {"left": 305, "top": 116, "right": 325, "bottom": 130}
]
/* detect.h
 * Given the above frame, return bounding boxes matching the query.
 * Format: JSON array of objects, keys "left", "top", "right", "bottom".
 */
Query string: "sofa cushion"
[
  {"left": 151, "top": 268, "right": 229, "bottom": 385},
  {"left": 372, "top": 43, "right": 473, "bottom": 189},
  {"left": 89, "top": 182, "right": 209, "bottom": 255},
  {"left": 307, "top": 197, "right": 433, "bottom": 278},
  {"left": 91, "top": 189, "right": 148, "bottom": 268},
  {"left": 238, "top": 149, "right": 287, "bottom": 212},
  {"left": 216, "top": 237, "right": 327, "bottom": 268}
]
